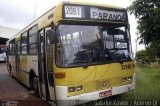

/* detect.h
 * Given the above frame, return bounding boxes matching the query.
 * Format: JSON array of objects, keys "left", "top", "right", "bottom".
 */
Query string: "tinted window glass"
[
  {"left": 21, "top": 32, "right": 28, "bottom": 46},
  {"left": 57, "top": 24, "right": 131, "bottom": 67},
  {"left": 9, "top": 40, "right": 15, "bottom": 55},
  {"left": 29, "top": 25, "right": 38, "bottom": 55},
  {"left": 21, "top": 31, "right": 28, "bottom": 54},
  {"left": 29, "top": 26, "right": 37, "bottom": 44}
]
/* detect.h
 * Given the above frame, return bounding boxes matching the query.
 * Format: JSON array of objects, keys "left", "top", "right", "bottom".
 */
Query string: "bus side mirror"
[{"left": 46, "top": 30, "right": 57, "bottom": 44}]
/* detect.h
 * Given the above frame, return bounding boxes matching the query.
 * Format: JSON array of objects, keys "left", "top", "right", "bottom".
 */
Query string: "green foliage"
[
  {"left": 135, "top": 46, "right": 158, "bottom": 65},
  {"left": 135, "top": 50, "right": 151, "bottom": 65},
  {"left": 128, "top": 0, "right": 160, "bottom": 61},
  {"left": 146, "top": 43, "right": 160, "bottom": 62},
  {"left": 120, "top": 64, "right": 160, "bottom": 100}
]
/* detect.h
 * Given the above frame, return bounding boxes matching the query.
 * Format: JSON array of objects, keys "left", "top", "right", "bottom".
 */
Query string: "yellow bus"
[{"left": 6, "top": 1, "right": 135, "bottom": 105}]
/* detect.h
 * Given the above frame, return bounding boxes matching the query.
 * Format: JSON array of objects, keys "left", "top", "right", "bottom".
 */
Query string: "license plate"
[{"left": 99, "top": 90, "right": 112, "bottom": 98}]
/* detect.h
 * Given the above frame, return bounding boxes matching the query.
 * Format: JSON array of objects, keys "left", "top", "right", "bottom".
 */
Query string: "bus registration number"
[
  {"left": 99, "top": 90, "right": 112, "bottom": 98},
  {"left": 64, "top": 6, "right": 82, "bottom": 18}
]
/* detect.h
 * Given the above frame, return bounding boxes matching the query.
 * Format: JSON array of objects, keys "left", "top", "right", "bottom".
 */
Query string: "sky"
[{"left": 0, "top": 0, "right": 145, "bottom": 54}]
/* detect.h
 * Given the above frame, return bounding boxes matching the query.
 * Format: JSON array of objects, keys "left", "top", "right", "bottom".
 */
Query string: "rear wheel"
[
  {"left": 33, "top": 76, "right": 40, "bottom": 97},
  {"left": 8, "top": 64, "right": 11, "bottom": 74},
  {"left": 9, "top": 64, "right": 13, "bottom": 77}
]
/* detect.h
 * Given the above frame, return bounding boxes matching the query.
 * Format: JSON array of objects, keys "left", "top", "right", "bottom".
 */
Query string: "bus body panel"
[
  {"left": 56, "top": 74, "right": 136, "bottom": 106},
  {"left": 27, "top": 55, "right": 39, "bottom": 76},
  {"left": 19, "top": 55, "right": 39, "bottom": 87},
  {"left": 54, "top": 61, "right": 134, "bottom": 96},
  {"left": 19, "top": 55, "right": 28, "bottom": 86}
]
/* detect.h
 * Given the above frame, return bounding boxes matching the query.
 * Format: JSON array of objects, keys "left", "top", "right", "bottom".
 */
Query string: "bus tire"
[
  {"left": 8, "top": 64, "right": 11, "bottom": 74},
  {"left": 33, "top": 76, "right": 40, "bottom": 97},
  {"left": 29, "top": 70, "right": 35, "bottom": 90},
  {"left": 9, "top": 64, "right": 13, "bottom": 77}
]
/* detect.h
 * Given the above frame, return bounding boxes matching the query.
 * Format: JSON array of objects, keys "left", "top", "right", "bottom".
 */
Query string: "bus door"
[
  {"left": 39, "top": 30, "right": 47, "bottom": 99},
  {"left": 45, "top": 27, "right": 56, "bottom": 101},
  {"left": 39, "top": 28, "right": 55, "bottom": 102},
  {"left": 15, "top": 41, "right": 21, "bottom": 80}
]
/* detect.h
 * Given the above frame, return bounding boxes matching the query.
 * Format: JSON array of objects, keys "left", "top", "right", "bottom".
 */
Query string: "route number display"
[{"left": 64, "top": 6, "right": 82, "bottom": 18}]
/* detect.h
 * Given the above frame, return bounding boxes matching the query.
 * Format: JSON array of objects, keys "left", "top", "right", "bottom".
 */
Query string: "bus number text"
[{"left": 65, "top": 6, "right": 82, "bottom": 18}]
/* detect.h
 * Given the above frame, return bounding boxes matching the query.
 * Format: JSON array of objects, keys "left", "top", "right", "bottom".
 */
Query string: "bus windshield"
[{"left": 56, "top": 24, "right": 132, "bottom": 67}]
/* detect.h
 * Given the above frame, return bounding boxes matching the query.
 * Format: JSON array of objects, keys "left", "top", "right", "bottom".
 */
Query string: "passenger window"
[
  {"left": 21, "top": 31, "right": 28, "bottom": 54},
  {"left": 28, "top": 25, "right": 38, "bottom": 54},
  {"left": 9, "top": 40, "right": 16, "bottom": 55}
]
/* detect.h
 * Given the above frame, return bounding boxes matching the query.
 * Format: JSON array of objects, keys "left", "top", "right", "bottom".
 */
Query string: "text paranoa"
[{"left": 90, "top": 8, "right": 126, "bottom": 21}]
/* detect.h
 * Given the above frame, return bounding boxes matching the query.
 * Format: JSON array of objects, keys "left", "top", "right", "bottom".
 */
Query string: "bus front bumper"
[{"left": 56, "top": 74, "right": 136, "bottom": 106}]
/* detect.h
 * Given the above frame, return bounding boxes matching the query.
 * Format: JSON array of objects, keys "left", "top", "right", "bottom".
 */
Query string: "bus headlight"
[
  {"left": 68, "top": 85, "right": 83, "bottom": 92},
  {"left": 122, "top": 77, "right": 128, "bottom": 82},
  {"left": 128, "top": 76, "right": 132, "bottom": 81},
  {"left": 122, "top": 76, "right": 132, "bottom": 83},
  {"left": 76, "top": 85, "right": 83, "bottom": 91},
  {"left": 68, "top": 86, "right": 75, "bottom": 92}
]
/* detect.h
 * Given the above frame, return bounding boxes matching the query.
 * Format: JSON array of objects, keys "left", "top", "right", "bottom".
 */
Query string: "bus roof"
[
  {"left": 65, "top": 0, "right": 124, "bottom": 9},
  {"left": 7, "top": 1, "right": 127, "bottom": 44}
]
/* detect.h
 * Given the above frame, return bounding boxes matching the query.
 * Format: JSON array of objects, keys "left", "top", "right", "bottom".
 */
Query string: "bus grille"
[{"left": 84, "top": 76, "right": 122, "bottom": 92}]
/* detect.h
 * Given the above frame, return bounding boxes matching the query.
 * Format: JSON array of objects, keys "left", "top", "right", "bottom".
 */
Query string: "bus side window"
[
  {"left": 9, "top": 40, "right": 16, "bottom": 55},
  {"left": 28, "top": 25, "right": 38, "bottom": 55},
  {"left": 21, "top": 31, "right": 28, "bottom": 55}
]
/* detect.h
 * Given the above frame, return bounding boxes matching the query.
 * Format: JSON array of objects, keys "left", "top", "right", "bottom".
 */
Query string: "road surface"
[{"left": 0, "top": 62, "right": 49, "bottom": 106}]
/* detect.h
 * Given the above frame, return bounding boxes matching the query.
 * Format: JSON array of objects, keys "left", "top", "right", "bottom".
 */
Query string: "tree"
[
  {"left": 136, "top": 50, "right": 149, "bottom": 65},
  {"left": 146, "top": 42, "right": 160, "bottom": 63},
  {"left": 128, "top": 0, "right": 160, "bottom": 60},
  {"left": 135, "top": 49, "right": 155, "bottom": 65}
]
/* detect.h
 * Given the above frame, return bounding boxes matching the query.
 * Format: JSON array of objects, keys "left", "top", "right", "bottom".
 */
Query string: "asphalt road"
[{"left": 0, "top": 62, "right": 49, "bottom": 106}]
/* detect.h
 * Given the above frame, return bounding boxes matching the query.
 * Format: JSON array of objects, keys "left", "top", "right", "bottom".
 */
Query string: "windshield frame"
[{"left": 55, "top": 22, "right": 133, "bottom": 68}]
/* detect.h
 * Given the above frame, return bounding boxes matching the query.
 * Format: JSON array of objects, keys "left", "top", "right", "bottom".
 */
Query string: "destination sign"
[
  {"left": 63, "top": 5, "right": 127, "bottom": 22},
  {"left": 90, "top": 7, "right": 127, "bottom": 21}
]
